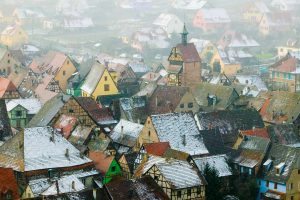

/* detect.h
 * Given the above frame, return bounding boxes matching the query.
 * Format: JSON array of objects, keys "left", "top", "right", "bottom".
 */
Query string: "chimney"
[
  {"left": 65, "top": 148, "right": 69, "bottom": 159},
  {"left": 121, "top": 125, "right": 124, "bottom": 137},
  {"left": 72, "top": 181, "right": 75, "bottom": 190},
  {"left": 155, "top": 97, "right": 158, "bottom": 107},
  {"left": 55, "top": 180, "right": 60, "bottom": 195},
  {"left": 182, "top": 135, "right": 186, "bottom": 146}
]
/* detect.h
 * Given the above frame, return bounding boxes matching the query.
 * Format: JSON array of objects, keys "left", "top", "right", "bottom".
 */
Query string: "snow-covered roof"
[
  {"left": 109, "top": 119, "right": 143, "bottom": 147},
  {"left": 6, "top": 98, "right": 42, "bottom": 114},
  {"left": 24, "top": 127, "right": 91, "bottom": 171},
  {"left": 144, "top": 157, "right": 204, "bottom": 189},
  {"left": 200, "top": 8, "right": 231, "bottom": 23},
  {"left": 172, "top": 0, "right": 207, "bottom": 10},
  {"left": 81, "top": 63, "right": 106, "bottom": 95},
  {"left": 254, "top": 1, "right": 270, "bottom": 13},
  {"left": 64, "top": 17, "right": 94, "bottom": 28},
  {"left": 189, "top": 38, "right": 211, "bottom": 53},
  {"left": 42, "top": 175, "right": 84, "bottom": 196},
  {"left": 194, "top": 155, "right": 232, "bottom": 177},
  {"left": 153, "top": 13, "right": 179, "bottom": 27},
  {"left": 234, "top": 75, "right": 268, "bottom": 92},
  {"left": 151, "top": 113, "right": 208, "bottom": 155}
]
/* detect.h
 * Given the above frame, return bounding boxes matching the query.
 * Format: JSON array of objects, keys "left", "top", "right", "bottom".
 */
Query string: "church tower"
[{"left": 181, "top": 23, "right": 188, "bottom": 45}]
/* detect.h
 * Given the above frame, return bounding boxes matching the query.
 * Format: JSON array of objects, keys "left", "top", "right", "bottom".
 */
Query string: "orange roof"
[
  {"left": 0, "top": 167, "right": 19, "bottom": 199},
  {"left": 0, "top": 77, "right": 17, "bottom": 98},
  {"left": 240, "top": 128, "right": 269, "bottom": 139},
  {"left": 54, "top": 114, "right": 78, "bottom": 139},
  {"left": 144, "top": 142, "right": 171, "bottom": 156},
  {"left": 89, "top": 151, "right": 114, "bottom": 175}
]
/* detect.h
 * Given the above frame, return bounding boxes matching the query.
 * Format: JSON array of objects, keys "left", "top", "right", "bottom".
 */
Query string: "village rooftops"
[
  {"left": 0, "top": 126, "right": 92, "bottom": 172},
  {"left": 268, "top": 124, "right": 300, "bottom": 147},
  {"left": 151, "top": 112, "right": 208, "bottom": 155},
  {"left": 194, "top": 154, "right": 232, "bottom": 177},
  {"left": 269, "top": 53, "right": 299, "bottom": 73},
  {"left": 196, "top": 8, "right": 231, "bottom": 24}
]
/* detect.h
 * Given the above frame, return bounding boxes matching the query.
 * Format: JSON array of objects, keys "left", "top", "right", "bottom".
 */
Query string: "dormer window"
[
  {"left": 263, "top": 159, "right": 273, "bottom": 172},
  {"left": 275, "top": 162, "right": 285, "bottom": 175}
]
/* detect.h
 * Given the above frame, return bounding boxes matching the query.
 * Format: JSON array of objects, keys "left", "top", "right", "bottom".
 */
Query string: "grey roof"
[
  {"left": 239, "top": 135, "right": 270, "bottom": 153},
  {"left": 194, "top": 155, "right": 232, "bottom": 177},
  {"left": 268, "top": 124, "right": 300, "bottom": 147},
  {"left": 151, "top": 113, "right": 208, "bottom": 155},
  {"left": 81, "top": 62, "right": 106, "bottom": 95},
  {"left": 263, "top": 144, "right": 300, "bottom": 183},
  {"left": 27, "top": 94, "right": 71, "bottom": 127}
]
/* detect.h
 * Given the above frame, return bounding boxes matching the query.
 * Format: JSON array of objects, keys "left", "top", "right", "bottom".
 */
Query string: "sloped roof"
[
  {"left": 196, "top": 109, "right": 265, "bottom": 146},
  {"left": 54, "top": 114, "right": 78, "bottom": 139},
  {"left": 218, "top": 31, "right": 260, "bottom": 49},
  {"left": 146, "top": 158, "right": 205, "bottom": 189},
  {"left": 109, "top": 119, "right": 143, "bottom": 147},
  {"left": 119, "top": 96, "right": 147, "bottom": 123},
  {"left": 80, "top": 62, "right": 106, "bottom": 95},
  {"left": 191, "top": 83, "right": 239, "bottom": 110},
  {"left": 89, "top": 151, "right": 114, "bottom": 174},
  {"left": 268, "top": 124, "right": 300, "bottom": 146},
  {"left": 151, "top": 113, "right": 208, "bottom": 155},
  {"left": 0, "top": 127, "right": 92, "bottom": 172},
  {"left": 269, "top": 54, "right": 298, "bottom": 73},
  {"left": 196, "top": 8, "right": 231, "bottom": 23},
  {"left": 0, "top": 100, "right": 12, "bottom": 141},
  {"left": 6, "top": 98, "right": 42, "bottom": 114},
  {"left": 153, "top": 13, "right": 178, "bottom": 27},
  {"left": 27, "top": 94, "right": 71, "bottom": 127},
  {"left": 29, "top": 51, "right": 68, "bottom": 74},
  {"left": 194, "top": 155, "right": 232, "bottom": 177},
  {"left": 259, "top": 91, "right": 300, "bottom": 124},
  {"left": 34, "top": 75, "right": 59, "bottom": 104},
  {"left": 0, "top": 167, "right": 19, "bottom": 199},
  {"left": 105, "top": 175, "right": 169, "bottom": 200},
  {"left": 148, "top": 85, "right": 189, "bottom": 115},
  {"left": 176, "top": 43, "right": 201, "bottom": 62},
  {"left": 0, "top": 77, "right": 18, "bottom": 98},
  {"left": 240, "top": 128, "right": 269, "bottom": 139},
  {"left": 238, "top": 135, "right": 270, "bottom": 153},
  {"left": 263, "top": 144, "right": 300, "bottom": 183},
  {"left": 144, "top": 142, "right": 171, "bottom": 156}
]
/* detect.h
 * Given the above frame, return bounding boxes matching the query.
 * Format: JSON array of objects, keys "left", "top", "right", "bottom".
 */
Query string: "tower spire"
[{"left": 181, "top": 23, "right": 188, "bottom": 45}]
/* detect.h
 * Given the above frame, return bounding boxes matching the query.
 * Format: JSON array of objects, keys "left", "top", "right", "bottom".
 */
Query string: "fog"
[{"left": 0, "top": 0, "right": 298, "bottom": 69}]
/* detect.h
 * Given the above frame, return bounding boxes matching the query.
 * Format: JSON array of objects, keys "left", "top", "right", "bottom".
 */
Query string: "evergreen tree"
[{"left": 203, "top": 163, "right": 223, "bottom": 200}]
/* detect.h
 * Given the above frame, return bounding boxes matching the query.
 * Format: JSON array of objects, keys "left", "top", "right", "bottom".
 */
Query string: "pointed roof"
[{"left": 0, "top": 127, "right": 92, "bottom": 172}]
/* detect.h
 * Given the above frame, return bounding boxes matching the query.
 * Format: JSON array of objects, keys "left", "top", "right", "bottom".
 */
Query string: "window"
[
  {"left": 291, "top": 183, "right": 294, "bottom": 190},
  {"left": 177, "top": 191, "right": 181, "bottom": 197},
  {"left": 180, "top": 104, "right": 184, "bottom": 108},
  {"left": 259, "top": 180, "right": 261, "bottom": 185},
  {"left": 188, "top": 102, "right": 193, "bottom": 108},
  {"left": 291, "top": 196, "right": 294, "bottom": 200},
  {"left": 104, "top": 84, "right": 110, "bottom": 91},
  {"left": 298, "top": 169, "right": 300, "bottom": 174},
  {"left": 104, "top": 76, "right": 108, "bottom": 81},
  {"left": 154, "top": 175, "right": 158, "bottom": 181},
  {"left": 111, "top": 166, "right": 116, "bottom": 172},
  {"left": 187, "top": 189, "right": 191, "bottom": 196},
  {"left": 274, "top": 183, "right": 277, "bottom": 189},
  {"left": 16, "top": 110, "right": 22, "bottom": 117},
  {"left": 7, "top": 59, "right": 10, "bottom": 64},
  {"left": 67, "top": 60, "right": 70, "bottom": 65},
  {"left": 148, "top": 131, "right": 151, "bottom": 137},
  {"left": 63, "top": 70, "right": 66, "bottom": 76},
  {"left": 266, "top": 181, "right": 269, "bottom": 187},
  {"left": 69, "top": 109, "right": 74, "bottom": 113},
  {"left": 196, "top": 188, "right": 201, "bottom": 195},
  {"left": 5, "top": 191, "right": 12, "bottom": 200}
]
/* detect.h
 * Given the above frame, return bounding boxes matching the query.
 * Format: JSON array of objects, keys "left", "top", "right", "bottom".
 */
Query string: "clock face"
[{"left": 170, "top": 74, "right": 176, "bottom": 80}]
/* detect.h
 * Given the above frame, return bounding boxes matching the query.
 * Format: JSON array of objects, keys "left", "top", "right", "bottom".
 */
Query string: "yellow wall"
[
  {"left": 0, "top": 27, "right": 28, "bottom": 47},
  {"left": 210, "top": 51, "right": 241, "bottom": 75},
  {"left": 54, "top": 57, "right": 77, "bottom": 92},
  {"left": 91, "top": 69, "right": 119, "bottom": 99},
  {"left": 21, "top": 186, "right": 34, "bottom": 199},
  {"left": 136, "top": 117, "right": 159, "bottom": 150},
  {"left": 286, "top": 169, "right": 300, "bottom": 200}
]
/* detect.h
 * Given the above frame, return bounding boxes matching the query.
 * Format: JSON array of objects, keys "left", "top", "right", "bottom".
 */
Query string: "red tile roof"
[
  {"left": 89, "top": 151, "right": 114, "bottom": 175},
  {"left": 54, "top": 114, "right": 78, "bottom": 139},
  {"left": 177, "top": 43, "right": 201, "bottom": 63},
  {"left": 0, "top": 77, "right": 18, "bottom": 98},
  {"left": 144, "top": 142, "right": 171, "bottom": 156},
  {"left": 240, "top": 128, "right": 269, "bottom": 139},
  {"left": 270, "top": 54, "right": 297, "bottom": 73},
  {"left": 0, "top": 167, "right": 19, "bottom": 200}
]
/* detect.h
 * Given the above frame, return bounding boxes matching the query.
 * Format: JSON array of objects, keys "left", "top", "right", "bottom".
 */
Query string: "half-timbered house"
[
  {"left": 0, "top": 77, "right": 20, "bottom": 99},
  {"left": 143, "top": 157, "right": 207, "bottom": 200}
]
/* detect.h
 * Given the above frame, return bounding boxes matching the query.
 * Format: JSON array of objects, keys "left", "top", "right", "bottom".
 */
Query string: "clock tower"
[{"left": 167, "top": 25, "right": 202, "bottom": 87}]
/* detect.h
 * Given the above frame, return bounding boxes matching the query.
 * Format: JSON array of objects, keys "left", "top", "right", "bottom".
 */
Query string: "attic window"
[
  {"left": 104, "top": 76, "right": 108, "bottom": 81},
  {"left": 187, "top": 189, "right": 191, "bottom": 196},
  {"left": 69, "top": 109, "right": 74, "bottom": 113},
  {"left": 63, "top": 70, "right": 66, "bottom": 76},
  {"left": 177, "top": 191, "right": 181, "bottom": 197},
  {"left": 188, "top": 102, "right": 193, "bottom": 108},
  {"left": 180, "top": 104, "right": 184, "bottom": 108},
  {"left": 111, "top": 166, "right": 116, "bottom": 172},
  {"left": 275, "top": 162, "right": 285, "bottom": 175}
]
